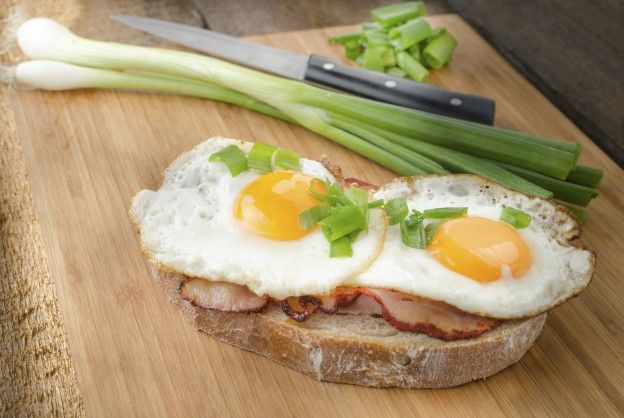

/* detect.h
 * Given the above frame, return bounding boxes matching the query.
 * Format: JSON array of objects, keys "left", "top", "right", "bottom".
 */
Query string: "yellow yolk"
[
  {"left": 234, "top": 171, "right": 324, "bottom": 240},
  {"left": 428, "top": 216, "right": 531, "bottom": 283}
]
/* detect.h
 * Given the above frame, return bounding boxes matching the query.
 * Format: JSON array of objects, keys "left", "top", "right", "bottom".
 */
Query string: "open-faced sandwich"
[{"left": 130, "top": 138, "right": 595, "bottom": 388}]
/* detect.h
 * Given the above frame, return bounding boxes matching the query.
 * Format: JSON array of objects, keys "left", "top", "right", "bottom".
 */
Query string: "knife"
[{"left": 111, "top": 15, "right": 495, "bottom": 125}]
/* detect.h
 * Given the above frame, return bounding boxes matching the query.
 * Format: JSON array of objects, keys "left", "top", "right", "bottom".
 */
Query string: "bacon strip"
[
  {"left": 360, "top": 289, "right": 499, "bottom": 340},
  {"left": 180, "top": 280, "right": 499, "bottom": 340},
  {"left": 180, "top": 278, "right": 268, "bottom": 312}
]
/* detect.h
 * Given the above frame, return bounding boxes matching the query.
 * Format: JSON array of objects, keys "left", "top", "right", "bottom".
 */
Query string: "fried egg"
[
  {"left": 348, "top": 175, "right": 594, "bottom": 319},
  {"left": 131, "top": 138, "right": 386, "bottom": 299}
]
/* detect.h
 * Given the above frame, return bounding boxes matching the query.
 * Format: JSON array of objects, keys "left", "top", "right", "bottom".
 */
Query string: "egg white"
[
  {"left": 131, "top": 138, "right": 386, "bottom": 299},
  {"left": 348, "top": 175, "right": 594, "bottom": 319}
]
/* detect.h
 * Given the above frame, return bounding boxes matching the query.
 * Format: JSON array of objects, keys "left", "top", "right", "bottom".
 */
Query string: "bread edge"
[{"left": 151, "top": 265, "right": 546, "bottom": 389}]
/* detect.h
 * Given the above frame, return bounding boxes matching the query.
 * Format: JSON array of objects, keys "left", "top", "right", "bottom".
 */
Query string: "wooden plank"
[{"left": 9, "top": 14, "right": 624, "bottom": 416}]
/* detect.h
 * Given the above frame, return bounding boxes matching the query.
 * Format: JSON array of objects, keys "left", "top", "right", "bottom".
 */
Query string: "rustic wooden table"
[{"left": 1, "top": 0, "right": 622, "bottom": 416}]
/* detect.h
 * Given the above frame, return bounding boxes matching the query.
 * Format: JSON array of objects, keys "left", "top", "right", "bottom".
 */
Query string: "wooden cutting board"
[{"left": 9, "top": 14, "right": 624, "bottom": 416}]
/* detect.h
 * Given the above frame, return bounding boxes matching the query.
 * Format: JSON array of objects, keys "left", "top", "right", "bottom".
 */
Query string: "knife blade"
[{"left": 111, "top": 15, "right": 495, "bottom": 125}]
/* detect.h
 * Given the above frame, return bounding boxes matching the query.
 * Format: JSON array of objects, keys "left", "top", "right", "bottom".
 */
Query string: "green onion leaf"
[
  {"left": 423, "top": 31, "right": 457, "bottom": 69},
  {"left": 363, "top": 46, "right": 386, "bottom": 72},
  {"left": 566, "top": 165, "right": 604, "bottom": 188},
  {"left": 384, "top": 197, "right": 409, "bottom": 225},
  {"left": 400, "top": 210, "right": 426, "bottom": 249},
  {"left": 247, "top": 142, "right": 277, "bottom": 172},
  {"left": 329, "top": 236, "right": 353, "bottom": 257},
  {"left": 368, "top": 199, "right": 384, "bottom": 209},
  {"left": 371, "top": 1, "right": 426, "bottom": 27},
  {"left": 274, "top": 147, "right": 301, "bottom": 170},
  {"left": 318, "top": 206, "right": 365, "bottom": 241},
  {"left": 299, "top": 203, "right": 331, "bottom": 229},
  {"left": 208, "top": 144, "right": 248, "bottom": 176},
  {"left": 500, "top": 207, "right": 532, "bottom": 229},
  {"left": 423, "top": 207, "right": 468, "bottom": 219}
]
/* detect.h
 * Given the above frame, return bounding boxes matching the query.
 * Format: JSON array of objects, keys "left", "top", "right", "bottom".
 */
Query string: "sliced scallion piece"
[
  {"left": 396, "top": 51, "right": 429, "bottom": 82},
  {"left": 423, "top": 207, "right": 467, "bottom": 219},
  {"left": 208, "top": 144, "right": 248, "bottom": 176},
  {"left": 384, "top": 197, "right": 409, "bottom": 225},
  {"left": 400, "top": 209, "right": 426, "bottom": 249},
  {"left": 247, "top": 142, "right": 277, "bottom": 172},
  {"left": 423, "top": 31, "right": 457, "bottom": 69},
  {"left": 345, "top": 187, "right": 370, "bottom": 231},
  {"left": 274, "top": 147, "right": 301, "bottom": 170},
  {"left": 500, "top": 207, "right": 532, "bottom": 229},
  {"left": 329, "top": 235, "right": 353, "bottom": 257},
  {"left": 386, "top": 66, "right": 407, "bottom": 78},
  {"left": 362, "top": 46, "right": 386, "bottom": 71},
  {"left": 390, "top": 18, "right": 432, "bottom": 50},
  {"left": 371, "top": 1, "right": 426, "bottom": 27},
  {"left": 318, "top": 206, "right": 366, "bottom": 241},
  {"left": 299, "top": 203, "right": 331, "bottom": 229}
]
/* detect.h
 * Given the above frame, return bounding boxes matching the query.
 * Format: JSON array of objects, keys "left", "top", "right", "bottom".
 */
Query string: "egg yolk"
[
  {"left": 428, "top": 217, "right": 531, "bottom": 283},
  {"left": 234, "top": 170, "right": 324, "bottom": 240}
]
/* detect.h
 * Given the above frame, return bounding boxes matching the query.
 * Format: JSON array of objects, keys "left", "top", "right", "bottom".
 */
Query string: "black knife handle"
[{"left": 304, "top": 54, "right": 495, "bottom": 125}]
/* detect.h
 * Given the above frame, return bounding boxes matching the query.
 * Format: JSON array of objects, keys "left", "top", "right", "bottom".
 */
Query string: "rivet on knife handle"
[{"left": 304, "top": 54, "right": 495, "bottom": 125}]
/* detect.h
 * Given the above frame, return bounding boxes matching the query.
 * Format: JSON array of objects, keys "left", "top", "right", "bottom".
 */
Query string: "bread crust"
[{"left": 151, "top": 265, "right": 546, "bottom": 388}]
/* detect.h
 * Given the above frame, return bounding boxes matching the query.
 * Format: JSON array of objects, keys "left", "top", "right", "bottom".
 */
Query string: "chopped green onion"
[
  {"left": 345, "top": 187, "right": 370, "bottom": 231},
  {"left": 329, "top": 33, "right": 361, "bottom": 44},
  {"left": 308, "top": 179, "right": 328, "bottom": 201},
  {"left": 384, "top": 197, "right": 409, "bottom": 225},
  {"left": 423, "top": 31, "right": 457, "bottom": 69},
  {"left": 208, "top": 144, "right": 248, "bottom": 176},
  {"left": 368, "top": 199, "right": 385, "bottom": 209},
  {"left": 362, "top": 46, "right": 386, "bottom": 71},
  {"left": 425, "top": 219, "right": 444, "bottom": 246},
  {"left": 386, "top": 66, "right": 407, "bottom": 78},
  {"left": 274, "top": 147, "right": 301, "bottom": 170},
  {"left": 363, "top": 31, "right": 391, "bottom": 47},
  {"left": 566, "top": 165, "right": 604, "bottom": 188},
  {"left": 500, "top": 207, "right": 532, "bottom": 229},
  {"left": 400, "top": 210, "right": 426, "bottom": 249},
  {"left": 329, "top": 236, "right": 353, "bottom": 257},
  {"left": 381, "top": 48, "right": 397, "bottom": 66},
  {"left": 247, "top": 142, "right": 277, "bottom": 172},
  {"left": 408, "top": 44, "right": 422, "bottom": 62},
  {"left": 397, "top": 51, "right": 429, "bottom": 82},
  {"left": 299, "top": 203, "right": 331, "bottom": 229},
  {"left": 319, "top": 206, "right": 366, "bottom": 241},
  {"left": 389, "top": 18, "right": 432, "bottom": 50},
  {"left": 371, "top": 1, "right": 426, "bottom": 27},
  {"left": 345, "top": 47, "right": 361, "bottom": 60},
  {"left": 423, "top": 207, "right": 468, "bottom": 219}
]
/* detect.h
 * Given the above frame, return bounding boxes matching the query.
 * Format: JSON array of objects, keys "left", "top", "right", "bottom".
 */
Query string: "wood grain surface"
[{"left": 9, "top": 14, "right": 624, "bottom": 417}]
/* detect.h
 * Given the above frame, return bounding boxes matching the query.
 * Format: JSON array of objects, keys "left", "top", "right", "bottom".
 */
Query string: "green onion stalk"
[{"left": 15, "top": 18, "right": 599, "bottom": 203}]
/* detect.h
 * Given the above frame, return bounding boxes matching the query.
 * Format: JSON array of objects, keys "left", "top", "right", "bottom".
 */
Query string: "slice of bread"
[{"left": 151, "top": 265, "right": 546, "bottom": 389}]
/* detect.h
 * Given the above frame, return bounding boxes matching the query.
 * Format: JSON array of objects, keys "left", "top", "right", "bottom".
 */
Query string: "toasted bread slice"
[{"left": 151, "top": 265, "right": 546, "bottom": 389}]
